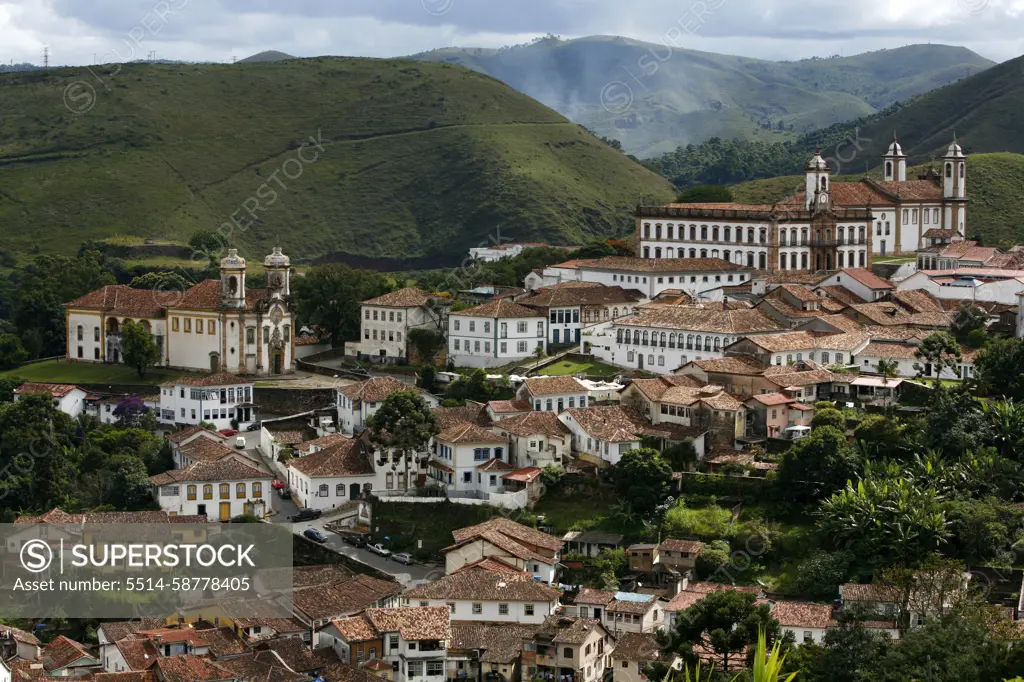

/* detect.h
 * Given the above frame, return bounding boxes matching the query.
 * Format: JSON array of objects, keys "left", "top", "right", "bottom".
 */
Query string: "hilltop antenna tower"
[{"left": 42, "top": 46, "right": 49, "bottom": 68}]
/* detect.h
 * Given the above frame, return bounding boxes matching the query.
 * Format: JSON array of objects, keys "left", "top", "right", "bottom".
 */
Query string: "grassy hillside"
[
  {"left": 729, "top": 153, "right": 1024, "bottom": 246},
  {"left": 850, "top": 54, "right": 1024, "bottom": 164},
  {"left": 0, "top": 58, "right": 674, "bottom": 268},
  {"left": 413, "top": 38, "right": 993, "bottom": 157}
]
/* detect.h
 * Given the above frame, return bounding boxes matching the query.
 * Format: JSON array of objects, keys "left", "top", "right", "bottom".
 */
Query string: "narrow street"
[{"left": 238, "top": 431, "right": 436, "bottom": 586}]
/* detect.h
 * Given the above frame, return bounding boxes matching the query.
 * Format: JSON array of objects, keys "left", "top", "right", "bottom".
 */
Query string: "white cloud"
[{"left": 0, "top": 0, "right": 1020, "bottom": 66}]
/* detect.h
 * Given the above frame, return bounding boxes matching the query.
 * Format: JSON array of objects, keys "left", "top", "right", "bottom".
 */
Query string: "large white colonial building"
[
  {"left": 635, "top": 136, "right": 968, "bottom": 268},
  {"left": 447, "top": 300, "right": 547, "bottom": 368},
  {"left": 65, "top": 247, "right": 296, "bottom": 376}
]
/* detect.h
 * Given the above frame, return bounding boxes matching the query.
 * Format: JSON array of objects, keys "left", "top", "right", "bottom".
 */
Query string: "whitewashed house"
[
  {"left": 489, "top": 411, "right": 571, "bottom": 469},
  {"left": 516, "top": 376, "right": 589, "bottom": 413},
  {"left": 13, "top": 383, "right": 90, "bottom": 418},
  {"left": 517, "top": 285, "right": 645, "bottom": 345},
  {"left": 443, "top": 518, "right": 561, "bottom": 584},
  {"left": 813, "top": 268, "right": 894, "bottom": 302},
  {"left": 356, "top": 288, "right": 445, "bottom": 363},
  {"left": 447, "top": 300, "right": 546, "bottom": 369},
  {"left": 426, "top": 422, "right": 515, "bottom": 499},
  {"left": 573, "top": 589, "right": 664, "bottom": 634},
  {"left": 286, "top": 436, "right": 414, "bottom": 508},
  {"left": 590, "top": 305, "right": 785, "bottom": 374},
  {"left": 158, "top": 373, "right": 256, "bottom": 430},
  {"left": 558, "top": 405, "right": 645, "bottom": 468},
  {"left": 337, "top": 377, "right": 438, "bottom": 434},
  {"left": 321, "top": 607, "right": 450, "bottom": 682},
  {"left": 151, "top": 459, "right": 273, "bottom": 521},
  {"left": 853, "top": 341, "right": 978, "bottom": 381},
  {"left": 403, "top": 570, "right": 561, "bottom": 624}
]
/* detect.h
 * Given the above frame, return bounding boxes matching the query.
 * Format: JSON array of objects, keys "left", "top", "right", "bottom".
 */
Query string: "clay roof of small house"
[
  {"left": 151, "top": 459, "right": 271, "bottom": 485},
  {"left": 452, "top": 517, "right": 562, "bottom": 552},
  {"left": 291, "top": 575, "right": 402, "bottom": 621},
  {"left": 658, "top": 539, "right": 704, "bottom": 553},
  {"left": 616, "top": 306, "right": 784, "bottom": 334},
  {"left": 487, "top": 399, "right": 533, "bottom": 414},
  {"left": 611, "top": 632, "right": 664, "bottom": 663},
  {"left": 627, "top": 375, "right": 706, "bottom": 401},
  {"left": 161, "top": 372, "right": 250, "bottom": 388},
  {"left": 167, "top": 426, "right": 223, "bottom": 444},
  {"left": 364, "top": 607, "right": 451, "bottom": 641},
  {"left": 340, "top": 376, "right": 418, "bottom": 402},
  {"left": 42, "top": 636, "right": 94, "bottom": 672},
  {"left": 536, "top": 616, "right": 605, "bottom": 644},
  {"left": 562, "top": 405, "right": 647, "bottom": 442},
  {"left": 405, "top": 570, "right": 560, "bottom": 602},
  {"left": 286, "top": 439, "right": 374, "bottom": 477},
  {"left": 361, "top": 287, "right": 434, "bottom": 307},
  {"left": 437, "top": 422, "right": 506, "bottom": 445},
  {"left": 15, "top": 382, "right": 83, "bottom": 398},
  {"left": 179, "top": 437, "right": 240, "bottom": 462},
  {"left": 448, "top": 623, "right": 539, "bottom": 664},
  {"left": 152, "top": 655, "right": 234, "bottom": 682},
  {"left": 770, "top": 600, "right": 836, "bottom": 629},
  {"left": 454, "top": 300, "right": 542, "bottom": 319},
  {"left": 432, "top": 404, "right": 493, "bottom": 429},
  {"left": 520, "top": 377, "right": 588, "bottom": 396}
]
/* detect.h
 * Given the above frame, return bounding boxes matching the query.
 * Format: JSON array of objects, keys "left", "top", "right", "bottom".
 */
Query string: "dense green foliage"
[
  {"left": 0, "top": 59, "right": 673, "bottom": 264},
  {"left": 293, "top": 264, "right": 390, "bottom": 345},
  {"left": 0, "top": 394, "right": 170, "bottom": 516},
  {"left": 610, "top": 448, "right": 673, "bottom": 517},
  {"left": 119, "top": 320, "right": 161, "bottom": 378},
  {"left": 667, "top": 589, "right": 781, "bottom": 673},
  {"left": 415, "top": 38, "right": 991, "bottom": 156}
]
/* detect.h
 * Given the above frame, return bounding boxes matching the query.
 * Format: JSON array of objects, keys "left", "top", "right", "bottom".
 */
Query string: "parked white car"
[{"left": 367, "top": 543, "right": 391, "bottom": 557}]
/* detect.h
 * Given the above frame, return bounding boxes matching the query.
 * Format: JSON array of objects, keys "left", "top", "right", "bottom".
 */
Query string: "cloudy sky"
[{"left": 1, "top": 0, "right": 1022, "bottom": 66}]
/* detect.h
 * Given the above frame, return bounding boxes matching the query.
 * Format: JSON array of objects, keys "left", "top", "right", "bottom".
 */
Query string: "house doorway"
[
  {"left": 349, "top": 483, "right": 360, "bottom": 500},
  {"left": 272, "top": 352, "right": 283, "bottom": 374},
  {"left": 197, "top": 504, "right": 207, "bottom": 517},
  {"left": 219, "top": 502, "right": 230, "bottom": 521},
  {"left": 210, "top": 352, "right": 220, "bottom": 373}
]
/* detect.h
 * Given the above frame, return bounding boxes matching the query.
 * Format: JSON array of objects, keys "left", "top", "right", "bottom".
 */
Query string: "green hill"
[
  {"left": 846, "top": 54, "right": 1024, "bottom": 164},
  {"left": 239, "top": 51, "right": 297, "bottom": 63},
  {"left": 728, "top": 153, "right": 1024, "bottom": 247},
  {"left": 0, "top": 58, "right": 674, "bottom": 268},
  {"left": 412, "top": 38, "right": 993, "bottom": 157}
]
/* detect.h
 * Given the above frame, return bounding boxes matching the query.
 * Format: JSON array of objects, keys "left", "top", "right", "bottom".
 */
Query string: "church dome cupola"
[
  {"left": 806, "top": 149, "right": 828, "bottom": 171},
  {"left": 884, "top": 131, "right": 907, "bottom": 182},
  {"left": 220, "top": 248, "right": 247, "bottom": 308},
  {"left": 264, "top": 246, "right": 291, "bottom": 297}
]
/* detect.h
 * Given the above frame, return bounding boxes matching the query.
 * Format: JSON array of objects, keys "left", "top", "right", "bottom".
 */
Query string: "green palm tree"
[
  {"left": 875, "top": 358, "right": 900, "bottom": 386},
  {"left": 737, "top": 629, "right": 797, "bottom": 682}
]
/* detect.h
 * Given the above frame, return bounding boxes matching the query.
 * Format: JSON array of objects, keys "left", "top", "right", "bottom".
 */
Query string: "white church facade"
[
  {"left": 636, "top": 135, "right": 968, "bottom": 269},
  {"left": 65, "top": 247, "right": 297, "bottom": 376}
]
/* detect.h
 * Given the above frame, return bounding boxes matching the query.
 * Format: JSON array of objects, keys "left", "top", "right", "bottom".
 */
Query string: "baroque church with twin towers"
[{"left": 636, "top": 134, "right": 968, "bottom": 274}]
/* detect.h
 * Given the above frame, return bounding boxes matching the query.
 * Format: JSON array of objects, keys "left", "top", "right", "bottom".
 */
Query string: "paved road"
[{"left": 238, "top": 431, "right": 436, "bottom": 586}]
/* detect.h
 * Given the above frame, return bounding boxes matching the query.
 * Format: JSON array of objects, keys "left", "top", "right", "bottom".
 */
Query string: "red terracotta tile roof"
[
  {"left": 618, "top": 306, "right": 784, "bottom": 334},
  {"left": 501, "top": 467, "right": 543, "bottom": 483},
  {"left": 477, "top": 458, "right": 516, "bottom": 472},
  {"left": 454, "top": 557, "right": 527, "bottom": 574},
  {"left": 340, "top": 376, "right": 418, "bottom": 402},
  {"left": 163, "top": 372, "right": 250, "bottom": 387},
  {"left": 294, "top": 433, "right": 351, "bottom": 455},
  {"left": 361, "top": 287, "right": 434, "bottom": 307},
  {"left": 747, "top": 392, "right": 796, "bottom": 406},
  {"left": 487, "top": 399, "right": 533, "bottom": 414},
  {"left": 286, "top": 439, "right": 374, "bottom": 477},
  {"left": 520, "top": 376, "right": 588, "bottom": 397},
  {"left": 657, "top": 538, "right": 704, "bottom": 553},
  {"left": 168, "top": 426, "right": 224, "bottom": 444},
  {"left": 492, "top": 411, "right": 570, "bottom": 438},
  {"left": 331, "top": 616, "right": 379, "bottom": 643},
  {"left": 405, "top": 569, "right": 560, "bottom": 602},
  {"left": 562, "top": 405, "right": 647, "bottom": 442},
  {"left": 113, "top": 638, "right": 159, "bottom": 671},
  {"left": 66, "top": 285, "right": 164, "bottom": 317},
  {"left": 15, "top": 382, "right": 81, "bottom": 398},
  {"left": 628, "top": 375, "right": 706, "bottom": 401},
  {"left": 432, "top": 404, "right": 493, "bottom": 429},
  {"left": 364, "top": 606, "right": 451, "bottom": 641},
  {"left": 837, "top": 268, "right": 894, "bottom": 290},
  {"left": 454, "top": 300, "right": 542, "bottom": 319},
  {"left": 611, "top": 632, "right": 664, "bottom": 663},
  {"left": 452, "top": 517, "right": 562, "bottom": 552},
  {"left": 437, "top": 422, "right": 505, "bottom": 445},
  {"left": 153, "top": 655, "right": 233, "bottom": 682},
  {"left": 151, "top": 459, "right": 271, "bottom": 485},
  {"left": 43, "top": 636, "right": 94, "bottom": 672},
  {"left": 518, "top": 286, "right": 643, "bottom": 308},
  {"left": 179, "top": 437, "right": 240, "bottom": 463},
  {"left": 291, "top": 575, "right": 402, "bottom": 621},
  {"left": 770, "top": 600, "right": 836, "bottom": 629}
]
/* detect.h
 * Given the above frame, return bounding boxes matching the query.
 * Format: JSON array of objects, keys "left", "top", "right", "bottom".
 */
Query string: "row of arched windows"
[
  {"left": 642, "top": 223, "right": 767, "bottom": 244},
  {"left": 616, "top": 329, "right": 729, "bottom": 352}
]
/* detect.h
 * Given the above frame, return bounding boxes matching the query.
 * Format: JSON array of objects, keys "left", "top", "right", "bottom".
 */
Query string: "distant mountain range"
[{"left": 411, "top": 37, "right": 994, "bottom": 157}]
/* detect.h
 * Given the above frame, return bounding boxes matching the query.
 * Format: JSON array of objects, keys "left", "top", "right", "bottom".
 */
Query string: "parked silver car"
[{"left": 392, "top": 552, "right": 414, "bottom": 565}]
